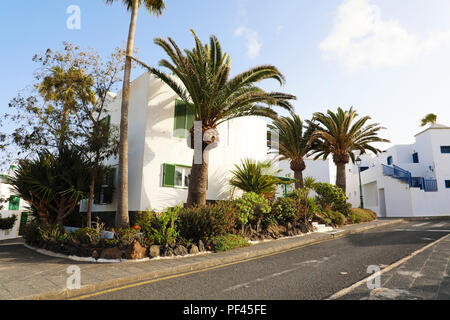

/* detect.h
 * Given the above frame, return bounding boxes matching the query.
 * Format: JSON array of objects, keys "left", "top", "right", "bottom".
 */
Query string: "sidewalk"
[
  {"left": 336, "top": 234, "right": 450, "bottom": 300},
  {"left": 0, "top": 219, "right": 403, "bottom": 300}
]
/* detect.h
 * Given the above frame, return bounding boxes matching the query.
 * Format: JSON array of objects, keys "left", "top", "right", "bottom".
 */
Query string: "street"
[{"left": 77, "top": 219, "right": 450, "bottom": 300}]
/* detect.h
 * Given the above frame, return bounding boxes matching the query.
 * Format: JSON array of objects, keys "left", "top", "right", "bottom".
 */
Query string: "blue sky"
[{"left": 2, "top": 0, "right": 450, "bottom": 150}]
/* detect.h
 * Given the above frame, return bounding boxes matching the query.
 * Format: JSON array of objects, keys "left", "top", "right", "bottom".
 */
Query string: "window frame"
[{"left": 441, "top": 146, "right": 450, "bottom": 154}]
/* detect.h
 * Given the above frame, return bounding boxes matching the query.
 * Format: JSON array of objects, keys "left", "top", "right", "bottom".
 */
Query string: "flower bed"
[{"left": 22, "top": 188, "right": 377, "bottom": 262}]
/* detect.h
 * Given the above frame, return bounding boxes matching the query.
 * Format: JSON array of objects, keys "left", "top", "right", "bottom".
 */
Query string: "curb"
[{"left": 18, "top": 219, "right": 404, "bottom": 300}]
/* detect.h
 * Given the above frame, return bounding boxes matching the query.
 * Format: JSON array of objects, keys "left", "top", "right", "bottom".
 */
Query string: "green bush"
[
  {"left": 177, "top": 202, "right": 239, "bottom": 242},
  {"left": 23, "top": 222, "right": 67, "bottom": 246},
  {"left": 323, "top": 211, "right": 346, "bottom": 226},
  {"left": 272, "top": 197, "right": 297, "bottom": 224},
  {"left": 72, "top": 228, "right": 101, "bottom": 245},
  {"left": 0, "top": 214, "right": 17, "bottom": 230},
  {"left": 212, "top": 234, "right": 250, "bottom": 252},
  {"left": 233, "top": 192, "right": 271, "bottom": 229},
  {"left": 136, "top": 206, "right": 180, "bottom": 245},
  {"left": 349, "top": 208, "right": 377, "bottom": 224},
  {"left": 314, "top": 182, "right": 351, "bottom": 215}
]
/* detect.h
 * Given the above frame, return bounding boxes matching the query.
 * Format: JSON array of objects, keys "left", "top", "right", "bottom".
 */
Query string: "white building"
[
  {"left": 346, "top": 123, "right": 450, "bottom": 217},
  {"left": 0, "top": 166, "right": 28, "bottom": 240},
  {"left": 83, "top": 72, "right": 269, "bottom": 214}
]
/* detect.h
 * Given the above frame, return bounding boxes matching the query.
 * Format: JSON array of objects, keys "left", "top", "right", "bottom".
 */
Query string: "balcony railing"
[{"left": 382, "top": 164, "right": 438, "bottom": 192}]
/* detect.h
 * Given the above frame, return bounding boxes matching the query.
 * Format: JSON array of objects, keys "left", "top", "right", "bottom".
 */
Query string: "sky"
[{"left": 1, "top": 0, "right": 450, "bottom": 152}]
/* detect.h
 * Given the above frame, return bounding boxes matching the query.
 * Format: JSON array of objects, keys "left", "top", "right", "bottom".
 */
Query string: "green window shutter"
[
  {"left": 163, "top": 163, "right": 176, "bottom": 187},
  {"left": 186, "top": 103, "right": 195, "bottom": 133},
  {"left": 174, "top": 100, "right": 187, "bottom": 138},
  {"left": 8, "top": 196, "right": 20, "bottom": 211}
]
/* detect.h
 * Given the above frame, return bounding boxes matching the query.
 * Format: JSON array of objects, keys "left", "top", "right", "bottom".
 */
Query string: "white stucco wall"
[
  {"left": 0, "top": 210, "right": 21, "bottom": 240},
  {"left": 346, "top": 125, "right": 450, "bottom": 217}
]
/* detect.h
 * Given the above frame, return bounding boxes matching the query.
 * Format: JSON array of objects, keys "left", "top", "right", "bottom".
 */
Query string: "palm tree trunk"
[
  {"left": 86, "top": 168, "right": 96, "bottom": 228},
  {"left": 187, "top": 149, "right": 209, "bottom": 206},
  {"left": 294, "top": 169, "right": 304, "bottom": 189},
  {"left": 116, "top": 0, "right": 139, "bottom": 228},
  {"left": 335, "top": 162, "right": 347, "bottom": 194}
]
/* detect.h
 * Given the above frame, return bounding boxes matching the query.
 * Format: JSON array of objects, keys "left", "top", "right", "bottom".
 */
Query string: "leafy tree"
[
  {"left": 8, "top": 149, "right": 90, "bottom": 225},
  {"left": 420, "top": 113, "right": 437, "bottom": 127},
  {"left": 230, "top": 158, "right": 284, "bottom": 197},
  {"left": 135, "top": 30, "right": 296, "bottom": 206},
  {"left": 269, "top": 113, "right": 318, "bottom": 189},
  {"left": 3, "top": 44, "right": 122, "bottom": 227},
  {"left": 310, "top": 107, "right": 389, "bottom": 193},
  {"left": 104, "top": 0, "right": 166, "bottom": 228}
]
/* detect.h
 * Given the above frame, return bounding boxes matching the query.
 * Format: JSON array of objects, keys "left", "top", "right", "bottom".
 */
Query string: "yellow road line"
[{"left": 70, "top": 237, "right": 333, "bottom": 300}]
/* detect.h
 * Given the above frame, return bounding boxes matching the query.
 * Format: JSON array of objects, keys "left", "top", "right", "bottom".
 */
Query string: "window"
[
  {"left": 387, "top": 156, "right": 393, "bottom": 165},
  {"left": 360, "top": 166, "right": 369, "bottom": 172},
  {"left": 441, "top": 146, "right": 450, "bottom": 154},
  {"left": 446, "top": 180, "right": 450, "bottom": 189},
  {"left": 174, "top": 100, "right": 195, "bottom": 138},
  {"left": 8, "top": 196, "right": 20, "bottom": 211},
  {"left": 94, "top": 168, "right": 115, "bottom": 205},
  {"left": 163, "top": 164, "right": 194, "bottom": 189},
  {"left": 412, "top": 153, "right": 419, "bottom": 163}
]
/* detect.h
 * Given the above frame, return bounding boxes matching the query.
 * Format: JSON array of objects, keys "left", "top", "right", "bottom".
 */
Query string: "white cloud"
[
  {"left": 319, "top": 0, "right": 450, "bottom": 71},
  {"left": 235, "top": 26, "right": 262, "bottom": 59}
]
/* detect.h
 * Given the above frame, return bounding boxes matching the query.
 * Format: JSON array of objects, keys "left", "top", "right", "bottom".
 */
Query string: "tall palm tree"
[
  {"left": 310, "top": 107, "right": 389, "bottom": 193},
  {"left": 135, "top": 30, "right": 296, "bottom": 206},
  {"left": 104, "top": 0, "right": 165, "bottom": 228},
  {"left": 420, "top": 113, "right": 437, "bottom": 127},
  {"left": 269, "top": 113, "right": 318, "bottom": 189}
]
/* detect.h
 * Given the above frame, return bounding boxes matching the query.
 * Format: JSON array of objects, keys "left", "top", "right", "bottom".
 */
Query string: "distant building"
[{"left": 346, "top": 123, "right": 450, "bottom": 217}]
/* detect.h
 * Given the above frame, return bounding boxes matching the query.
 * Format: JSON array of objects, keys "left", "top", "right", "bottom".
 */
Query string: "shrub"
[
  {"left": 323, "top": 211, "right": 346, "bottom": 226},
  {"left": 136, "top": 206, "right": 180, "bottom": 245},
  {"left": 233, "top": 192, "right": 271, "bottom": 231},
  {"left": 212, "top": 234, "right": 250, "bottom": 252},
  {"left": 272, "top": 197, "right": 297, "bottom": 224},
  {"left": 72, "top": 228, "right": 101, "bottom": 245},
  {"left": 177, "top": 202, "right": 239, "bottom": 242},
  {"left": 349, "top": 208, "right": 377, "bottom": 224},
  {"left": 314, "top": 182, "right": 351, "bottom": 215},
  {"left": 0, "top": 214, "right": 18, "bottom": 230},
  {"left": 23, "top": 222, "right": 67, "bottom": 246}
]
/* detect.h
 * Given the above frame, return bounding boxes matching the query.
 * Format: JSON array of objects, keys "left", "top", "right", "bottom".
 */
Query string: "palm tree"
[
  {"left": 135, "top": 30, "right": 296, "bottom": 206},
  {"left": 310, "top": 107, "right": 389, "bottom": 193},
  {"left": 269, "top": 113, "right": 318, "bottom": 189},
  {"left": 104, "top": 0, "right": 165, "bottom": 228},
  {"left": 230, "top": 159, "right": 284, "bottom": 197},
  {"left": 420, "top": 113, "right": 437, "bottom": 127}
]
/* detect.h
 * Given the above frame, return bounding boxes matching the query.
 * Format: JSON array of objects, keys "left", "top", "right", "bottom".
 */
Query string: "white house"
[
  {"left": 346, "top": 123, "right": 450, "bottom": 217},
  {"left": 82, "top": 72, "right": 269, "bottom": 215},
  {"left": 0, "top": 165, "right": 28, "bottom": 240}
]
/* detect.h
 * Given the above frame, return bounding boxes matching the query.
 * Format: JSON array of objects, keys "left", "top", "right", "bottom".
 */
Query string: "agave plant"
[{"left": 230, "top": 158, "right": 285, "bottom": 197}]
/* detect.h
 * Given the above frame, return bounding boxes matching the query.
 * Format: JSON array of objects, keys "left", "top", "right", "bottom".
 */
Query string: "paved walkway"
[
  {"left": 0, "top": 220, "right": 402, "bottom": 300},
  {"left": 337, "top": 234, "right": 450, "bottom": 300}
]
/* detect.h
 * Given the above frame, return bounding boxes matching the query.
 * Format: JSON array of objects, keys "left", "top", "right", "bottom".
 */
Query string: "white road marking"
[
  {"left": 412, "top": 222, "right": 430, "bottom": 227},
  {"left": 223, "top": 255, "right": 335, "bottom": 292},
  {"left": 326, "top": 234, "right": 450, "bottom": 300}
]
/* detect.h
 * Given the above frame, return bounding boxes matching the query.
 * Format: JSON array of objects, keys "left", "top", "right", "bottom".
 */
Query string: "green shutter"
[
  {"left": 174, "top": 100, "right": 187, "bottom": 138},
  {"left": 186, "top": 103, "right": 195, "bottom": 133},
  {"left": 18, "top": 212, "right": 28, "bottom": 236},
  {"left": 8, "top": 196, "right": 20, "bottom": 211},
  {"left": 163, "top": 163, "right": 176, "bottom": 187}
]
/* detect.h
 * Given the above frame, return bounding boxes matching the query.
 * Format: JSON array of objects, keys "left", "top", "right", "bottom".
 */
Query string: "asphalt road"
[{"left": 83, "top": 219, "right": 450, "bottom": 300}]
